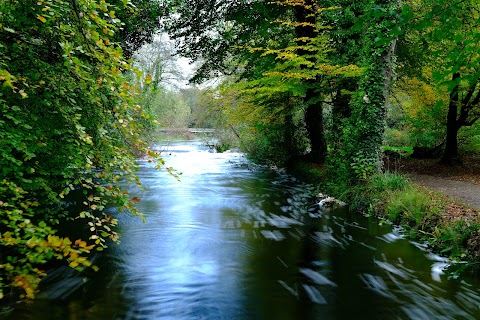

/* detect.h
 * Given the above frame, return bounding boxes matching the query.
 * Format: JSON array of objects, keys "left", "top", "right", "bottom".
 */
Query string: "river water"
[{"left": 5, "top": 140, "right": 480, "bottom": 319}]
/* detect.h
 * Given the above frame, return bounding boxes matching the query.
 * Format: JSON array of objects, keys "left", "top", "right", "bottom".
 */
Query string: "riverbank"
[{"left": 290, "top": 155, "right": 480, "bottom": 271}]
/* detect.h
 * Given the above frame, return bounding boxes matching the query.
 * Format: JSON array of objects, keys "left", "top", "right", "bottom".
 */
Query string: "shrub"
[{"left": 384, "top": 128, "right": 412, "bottom": 147}]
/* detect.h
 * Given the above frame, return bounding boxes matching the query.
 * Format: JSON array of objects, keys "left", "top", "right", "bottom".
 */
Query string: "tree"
[
  {"left": 392, "top": 76, "right": 447, "bottom": 149},
  {"left": 161, "top": 0, "right": 290, "bottom": 83},
  {"left": 161, "top": 1, "right": 297, "bottom": 163},
  {"left": 432, "top": 2, "right": 480, "bottom": 164},
  {"left": 293, "top": 0, "right": 327, "bottom": 162},
  {"left": 133, "top": 34, "right": 187, "bottom": 90},
  {"left": 397, "top": 0, "right": 480, "bottom": 164},
  {"left": 131, "top": 34, "right": 193, "bottom": 142},
  {"left": 162, "top": 1, "right": 363, "bottom": 164},
  {"left": 305, "top": 0, "right": 401, "bottom": 182},
  {"left": 0, "top": 0, "right": 157, "bottom": 299},
  {"left": 111, "top": 0, "right": 164, "bottom": 59}
]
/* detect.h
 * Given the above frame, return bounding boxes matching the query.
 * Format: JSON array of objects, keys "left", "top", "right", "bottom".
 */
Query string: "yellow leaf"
[
  {"left": 19, "top": 90, "right": 28, "bottom": 99},
  {"left": 145, "top": 75, "right": 153, "bottom": 84},
  {"left": 25, "top": 287, "right": 35, "bottom": 299},
  {"left": 37, "top": 15, "right": 46, "bottom": 23}
]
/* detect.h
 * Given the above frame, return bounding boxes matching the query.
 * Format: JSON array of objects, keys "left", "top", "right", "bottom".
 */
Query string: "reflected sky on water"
[{"left": 5, "top": 141, "right": 480, "bottom": 320}]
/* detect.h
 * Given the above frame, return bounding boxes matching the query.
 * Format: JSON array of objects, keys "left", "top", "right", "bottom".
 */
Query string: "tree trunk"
[
  {"left": 441, "top": 72, "right": 462, "bottom": 165},
  {"left": 305, "top": 89, "right": 327, "bottom": 163},
  {"left": 345, "top": 0, "right": 399, "bottom": 180},
  {"left": 331, "top": 79, "right": 355, "bottom": 139},
  {"left": 295, "top": 1, "right": 327, "bottom": 163},
  {"left": 283, "top": 112, "right": 296, "bottom": 163}
]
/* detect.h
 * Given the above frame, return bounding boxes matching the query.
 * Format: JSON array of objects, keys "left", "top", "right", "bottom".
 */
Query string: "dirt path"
[
  {"left": 395, "top": 153, "right": 480, "bottom": 211},
  {"left": 407, "top": 173, "right": 480, "bottom": 210}
]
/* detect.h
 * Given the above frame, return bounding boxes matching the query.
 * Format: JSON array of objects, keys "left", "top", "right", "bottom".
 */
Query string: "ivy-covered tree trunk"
[
  {"left": 294, "top": 1, "right": 327, "bottom": 163},
  {"left": 344, "top": 0, "right": 399, "bottom": 181}
]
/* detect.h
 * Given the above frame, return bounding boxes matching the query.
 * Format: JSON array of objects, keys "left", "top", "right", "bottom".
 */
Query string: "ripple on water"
[{"left": 8, "top": 141, "right": 480, "bottom": 320}]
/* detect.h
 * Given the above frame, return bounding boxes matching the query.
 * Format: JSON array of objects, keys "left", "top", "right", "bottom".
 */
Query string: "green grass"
[
  {"left": 383, "top": 145, "right": 414, "bottom": 156},
  {"left": 385, "top": 187, "right": 434, "bottom": 226},
  {"left": 369, "top": 172, "right": 410, "bottom": 192}
]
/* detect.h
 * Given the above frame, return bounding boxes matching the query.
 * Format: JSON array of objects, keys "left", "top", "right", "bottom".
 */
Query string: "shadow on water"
[{"left": 4, "top": 140, "right": 480, "bottom": 319}]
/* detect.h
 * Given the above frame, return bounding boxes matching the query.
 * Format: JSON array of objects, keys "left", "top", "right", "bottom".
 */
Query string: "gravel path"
[{"left": 407, "top": 173, "right": 480, "bottom": 210}]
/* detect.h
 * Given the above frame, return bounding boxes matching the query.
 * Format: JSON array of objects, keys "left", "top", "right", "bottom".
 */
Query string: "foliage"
[
  {"left": 187, "top": 86, "right": 240, "bottom": 152},
  {"left": 0, "top": 0, "right": 158, "bottom": 299},
  {"left": 391, "top": 76, "right": 447, "bottom": 148},
  {"left": 129, "top": 35, "right": 196, "bottom": 144},
  {"left": 132, "top": 34, "right": 188, "bottom": 90},
  {"left": 137, "top": 87, "right": 192, "bottom": 143},
  {"left": 326, "top": 0, "right": 400, "bottom": 183},
  {"left": 461, "top": 124, "right": 480, "bottom": 152},
  {"left": 161, "top": 0, "right": 291, "bottom": 83},
  {"left": 400, "top": 0, "right": 480, "bottom": 162},
  {"left": 208, "top": 2, "right": 361, "bottom": 165},
  {"left": 386, "top": 187, "right": 434, "bottom": 227},
  {"left": 111, "top": 0, "right": 164, "bottom": 59},
  {"left": 384, "top": 128, "right": 411, "bottom": 147}
]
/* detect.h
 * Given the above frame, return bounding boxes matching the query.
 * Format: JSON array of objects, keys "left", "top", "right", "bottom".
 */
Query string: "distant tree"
[{"left": 133, "top": 34, "right": 187, "bottom": 90}]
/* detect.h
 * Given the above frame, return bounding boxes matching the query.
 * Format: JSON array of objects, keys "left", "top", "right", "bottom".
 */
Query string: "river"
[{"left": 5, "top": 140, "right": 480, "bottom": 319}]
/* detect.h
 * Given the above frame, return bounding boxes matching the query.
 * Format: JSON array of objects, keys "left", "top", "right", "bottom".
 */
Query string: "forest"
[{"left": 1, "top": 0, "right": 479, "bottom": 300}]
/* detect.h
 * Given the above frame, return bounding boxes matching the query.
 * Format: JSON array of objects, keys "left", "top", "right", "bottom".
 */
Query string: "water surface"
[{"left": 5, "top": 141, "right": 480, "bottom": 319}]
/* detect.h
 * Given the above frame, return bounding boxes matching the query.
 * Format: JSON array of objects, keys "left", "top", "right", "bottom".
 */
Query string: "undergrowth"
[{"left": 292, "top": 162, "right": 480, "bottom": 268}]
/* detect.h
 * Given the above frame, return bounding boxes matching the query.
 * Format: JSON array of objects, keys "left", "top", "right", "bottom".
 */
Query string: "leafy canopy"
[{"left": 0, "top": 0, "right": 160, "bottom": 299}]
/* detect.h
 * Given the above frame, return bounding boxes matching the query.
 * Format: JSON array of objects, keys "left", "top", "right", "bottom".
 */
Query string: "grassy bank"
[{"left": 291, "top": 161, "right": 480, "bottom": 271}]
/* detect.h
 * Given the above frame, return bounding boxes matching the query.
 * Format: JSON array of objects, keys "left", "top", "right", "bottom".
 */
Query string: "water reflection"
[{"left": 4, "top": 140, "right": 480, "bottom": 320}]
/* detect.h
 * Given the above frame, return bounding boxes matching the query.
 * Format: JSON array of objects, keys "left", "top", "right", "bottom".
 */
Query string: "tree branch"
[
  {"left": 464, "top": 115, "right": 480, "bottom": 126},
  {"left": 470, "top": 85, "right": 480, "bottom": 106},
  {"left": 461, "top": 80, "right": 478, "bottom": 106}
]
